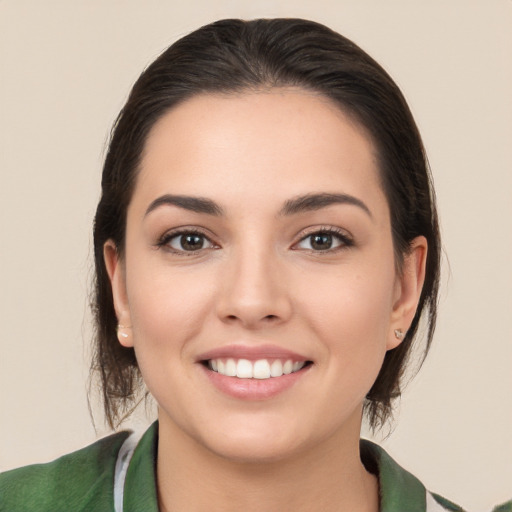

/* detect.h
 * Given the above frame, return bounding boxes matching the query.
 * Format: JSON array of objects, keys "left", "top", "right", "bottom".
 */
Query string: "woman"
[{"left": 0, "top": 18, "right": 466, "bottom": 512}]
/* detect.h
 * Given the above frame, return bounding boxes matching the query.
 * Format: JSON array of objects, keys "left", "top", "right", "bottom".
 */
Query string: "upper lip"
[{"left": 197, "top": 344, "right": 310, "bottom": 362}]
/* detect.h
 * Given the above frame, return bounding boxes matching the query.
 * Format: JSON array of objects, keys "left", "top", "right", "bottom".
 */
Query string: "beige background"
[{"left": 1, "top": 1, "right": 511, "bottom": 511}]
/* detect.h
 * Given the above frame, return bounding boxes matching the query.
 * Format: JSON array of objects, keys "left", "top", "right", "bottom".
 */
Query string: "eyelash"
[
  {"left": 156, "top": 226, "right": 354, "bottom": 255},
  {"left": 293, "top": 226, "right": 354, "bottom": 253},
  {"left": 156, "top": 228, "right": 217, "bottom": 255}
]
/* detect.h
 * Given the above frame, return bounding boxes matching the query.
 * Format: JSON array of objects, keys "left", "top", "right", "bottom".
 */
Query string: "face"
[{"left": 106, "top": 90, "right": 426, "bottom": 462}]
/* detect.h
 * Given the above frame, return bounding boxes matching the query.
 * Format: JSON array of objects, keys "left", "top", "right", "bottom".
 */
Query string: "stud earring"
[
  {"left": 394, "top": 329, "right": 405, "bottom": 340},
  {"left": 117, "top": 324, "right": 131, "bottom": 340}
]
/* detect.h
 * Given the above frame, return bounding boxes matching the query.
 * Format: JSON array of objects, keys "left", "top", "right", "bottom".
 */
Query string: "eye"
[
  {"left": 295, "top": 229, "right": 352, "bottom": 252},
  {"left": 160, "top": 230, "right": 216, "bottom": 253}
]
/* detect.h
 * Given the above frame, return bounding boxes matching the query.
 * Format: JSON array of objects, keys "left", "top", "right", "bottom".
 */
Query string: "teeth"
[
  {"left": 253, "top": 360, "right": 271, "bottom": 379},
  {"left": 270, "top": 360, "right": 283, "bottom": 377},
  {"left": 236, "top": 359, "right": 253, "bottom": 378},
  {"left": 209, "top": 358, "right": 306, "bottom": 379},
  {"left": 283, "top": 360, "right": 293, "bottom": 375},
  {"left": 225, "top": 358, "right": 237, "bottom": 377}
]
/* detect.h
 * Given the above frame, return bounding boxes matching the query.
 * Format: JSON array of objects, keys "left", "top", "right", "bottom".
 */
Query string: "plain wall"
[{"left": 1, "top": 1, "right": 511, "bottom": 511}]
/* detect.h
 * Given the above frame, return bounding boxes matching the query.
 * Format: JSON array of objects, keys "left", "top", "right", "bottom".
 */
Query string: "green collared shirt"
[
  {"left": 0, "top": 422, "right": 465, "bottom": 511},
  {"left": 493, "top": 500, "right": 512, "bottom": 512}
]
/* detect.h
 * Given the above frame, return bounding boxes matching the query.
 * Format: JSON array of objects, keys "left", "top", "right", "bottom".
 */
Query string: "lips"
[{"left": 198, "top": 344, "right": 312, "bottom": 400}]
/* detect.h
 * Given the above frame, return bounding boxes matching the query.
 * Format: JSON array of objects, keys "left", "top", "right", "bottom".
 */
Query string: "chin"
[
  {"left": 189, "top": 412, "right": 312, "bottom": 464},
  {"left": 207, "top": 432, "right": 306, "bottom": 465}
]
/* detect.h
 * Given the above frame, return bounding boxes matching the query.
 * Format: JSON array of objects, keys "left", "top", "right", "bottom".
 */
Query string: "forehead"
[{"left": 134, "top": 89, "right": 387, "bottom": 221}]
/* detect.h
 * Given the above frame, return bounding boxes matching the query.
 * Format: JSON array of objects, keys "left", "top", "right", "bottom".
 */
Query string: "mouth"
[
  {"left": 203, "top": 358, "right": 312, "bottom": 379},
  {"left": 197, "top": 344, "right": 313, "bottom": 399}
]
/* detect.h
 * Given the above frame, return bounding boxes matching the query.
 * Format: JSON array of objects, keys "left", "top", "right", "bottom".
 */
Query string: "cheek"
[
  {"left": 122, "top": 259, "right": 218, "bottom": 415},
  {"left": 302, "top": 263, "right": 395, "bottom": 327},
  {"left": 296, "top": 261, "right": 396, "bottom": 368},
  {"left": 125, "top": 256, "right": 216, "bottom": 351}
]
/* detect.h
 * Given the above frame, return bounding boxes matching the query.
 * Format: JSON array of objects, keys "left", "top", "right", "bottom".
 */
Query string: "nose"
[{"left": 215, "top": 245, "right": 292, "bottom": 329}]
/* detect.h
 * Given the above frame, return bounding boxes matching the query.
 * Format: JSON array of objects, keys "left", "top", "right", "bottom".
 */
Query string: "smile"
[
  {"left": 198, "top": 345, "right": 312, "bottom": 399},
  {"left": 208, "top": 358, "right": 307, "bottom": 379}
]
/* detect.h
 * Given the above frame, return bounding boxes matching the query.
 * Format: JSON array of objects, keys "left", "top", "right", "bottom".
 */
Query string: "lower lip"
[{"left": 200, "top": 364, "right": 310, "bottom": 400}]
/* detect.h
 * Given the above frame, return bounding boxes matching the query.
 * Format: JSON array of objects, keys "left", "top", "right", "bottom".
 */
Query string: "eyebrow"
[
  {"left": 144, "top": 192, "right": 372, "bottom": 219},
  {"left": 145, "top": 194, "right": 224, "bottom": 217},
  {"left": 280, "top": 193, "right": 373, "bottom": 218}
]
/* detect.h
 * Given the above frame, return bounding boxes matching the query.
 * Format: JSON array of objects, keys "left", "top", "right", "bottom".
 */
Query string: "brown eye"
[
  {"left": 167, "top": 232, "right": 213, "bottom": 252},
  {"left": 295, "top": 230, "right": 352, "bottom": 252},
  {"left": 310, "top": 233, "right": 334, "bottom": 250}
]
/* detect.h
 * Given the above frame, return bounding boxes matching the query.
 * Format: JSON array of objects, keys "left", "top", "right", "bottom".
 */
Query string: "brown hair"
[{"left": 91, "top": 18, "right": 440, "bottom": 430}]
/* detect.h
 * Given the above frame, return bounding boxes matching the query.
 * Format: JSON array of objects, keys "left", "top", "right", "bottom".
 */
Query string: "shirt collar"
[{"left": 361, "top": 439, "right": 427, "bottom": 511}]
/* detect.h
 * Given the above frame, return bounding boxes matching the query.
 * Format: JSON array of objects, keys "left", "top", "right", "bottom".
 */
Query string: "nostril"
[{"left": 224, "top": 314, "right": 279, "bottom": 322}]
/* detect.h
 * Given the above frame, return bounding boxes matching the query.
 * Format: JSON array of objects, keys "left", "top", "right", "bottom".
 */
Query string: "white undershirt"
[{"left": 113, "top": 432, "right": 141, "bottom": 512}]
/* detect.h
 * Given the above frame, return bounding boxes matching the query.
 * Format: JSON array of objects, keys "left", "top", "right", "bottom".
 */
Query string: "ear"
[
  {"left": 104, "top": 240, "right": 133, "bottom": 348},
  {"left": 387, "top": 236, "right": 428, "bottom": 350}
]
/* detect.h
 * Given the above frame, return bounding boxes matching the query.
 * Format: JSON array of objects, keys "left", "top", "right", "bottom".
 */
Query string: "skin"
[{"left": 105, "top": 89, "right": 427, "bottom": 512}]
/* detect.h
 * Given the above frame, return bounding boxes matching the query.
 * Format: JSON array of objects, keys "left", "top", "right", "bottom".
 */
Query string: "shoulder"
[
  {"left": 0, "top": 430, "right": 130, "bottom": 512},
  {"left": 360, "top": 439, "right": 466, "bottom": 512},
  {"left": 493, "top": 500, "right": 512, "bottom": 512}
]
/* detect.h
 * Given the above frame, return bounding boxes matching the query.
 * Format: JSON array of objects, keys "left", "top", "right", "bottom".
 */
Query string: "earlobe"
[
  {"left": 387, "top": 236, "right": 428, "bottom": 350},
  {"left": 103, "top": 240, "right": 134, "bottom": 348}
]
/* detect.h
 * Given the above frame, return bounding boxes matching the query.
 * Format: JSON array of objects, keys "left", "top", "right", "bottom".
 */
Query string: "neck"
[{"left": 156, "top": 412, "right": 379, "bottom": 512}]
